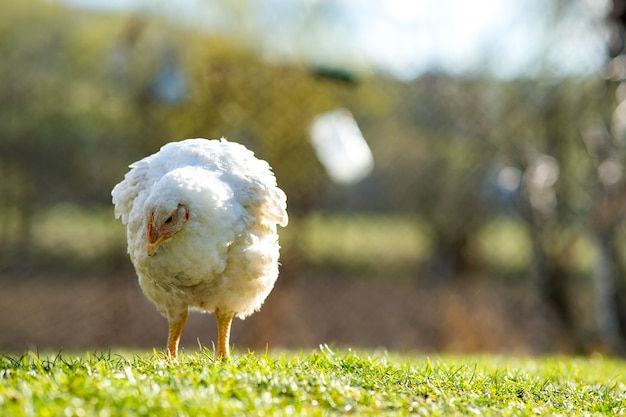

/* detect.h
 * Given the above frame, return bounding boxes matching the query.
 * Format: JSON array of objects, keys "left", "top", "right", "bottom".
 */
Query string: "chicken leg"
[
  {"left": 167, "top": 309, "right": 189, "bottom": 358},
  {"left": 215, "top": 307, "right": 235, "bottom": 359}
]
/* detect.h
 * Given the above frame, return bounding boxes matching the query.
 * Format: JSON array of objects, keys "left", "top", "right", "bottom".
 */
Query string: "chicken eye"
[{"left": 165, "top": 216, "right": 174, "bottom": 224}]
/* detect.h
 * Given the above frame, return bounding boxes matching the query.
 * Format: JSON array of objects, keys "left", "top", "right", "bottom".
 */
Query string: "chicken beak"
[
  {"left": 146, "top": 237, "right": 165, "bottom": 256},
  {"left": 146, "top": 215, "right": 164, "bottom": 256}
]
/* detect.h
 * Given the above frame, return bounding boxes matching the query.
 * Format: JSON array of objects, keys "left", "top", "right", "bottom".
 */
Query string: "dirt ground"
[{"left": 0, "top": 270, "right": 574, "bottom": 355}]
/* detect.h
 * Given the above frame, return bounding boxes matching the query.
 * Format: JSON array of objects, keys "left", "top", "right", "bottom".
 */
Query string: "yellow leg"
[
  {"left": 215, "top": 307, "right": 235, "bottom": 360},
  {"left": 167, "top": 309, "right": 188, "bottom": 358}
]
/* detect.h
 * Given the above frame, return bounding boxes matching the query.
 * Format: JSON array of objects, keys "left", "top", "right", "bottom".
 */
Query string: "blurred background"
[{"left": 2, "top": 0, "right": 626, "bottom": 356}]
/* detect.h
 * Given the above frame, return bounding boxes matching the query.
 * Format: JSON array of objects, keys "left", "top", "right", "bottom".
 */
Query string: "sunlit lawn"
[
  {"left": 1, "top": 347, "right": 624, "bottom": 416},
  {"left": 0, "top": 203, "right": 598, "bottom": 279},
  {"left": 6, "top": 204, "right": 575, "bottom": 273}
]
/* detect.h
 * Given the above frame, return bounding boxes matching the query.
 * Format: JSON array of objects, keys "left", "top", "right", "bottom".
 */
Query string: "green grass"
[
  {"left": 1, "top": 347, "right": 625, "bottom": 416},
  {"left": 5, "top": 204, "right": 593, "bottom": 275},
  {"left": 292, "top": 213, "right": 432, "bottom": 270}
]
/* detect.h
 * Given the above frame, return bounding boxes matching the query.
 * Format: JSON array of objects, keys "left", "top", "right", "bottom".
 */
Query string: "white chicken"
[{"left": 111, "top": 138, "right": 288, "bottom": 359}]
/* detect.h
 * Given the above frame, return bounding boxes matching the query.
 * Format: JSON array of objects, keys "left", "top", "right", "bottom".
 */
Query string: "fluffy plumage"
[{"left": 112, "top": 138, "right": 288, "bottom": 358}]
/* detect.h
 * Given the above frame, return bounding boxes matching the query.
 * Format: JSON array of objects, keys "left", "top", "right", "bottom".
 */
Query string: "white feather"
[{"left": 111, "top": 138, "right": 288, "bottom": 323}]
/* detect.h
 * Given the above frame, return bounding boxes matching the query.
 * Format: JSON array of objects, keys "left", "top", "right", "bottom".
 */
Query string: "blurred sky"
[{"left": 56, "top": 0, "right": 610, "bottom": 80}]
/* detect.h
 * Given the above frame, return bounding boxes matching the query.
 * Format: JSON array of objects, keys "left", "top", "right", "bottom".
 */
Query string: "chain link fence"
[{"left": 1, "top": 0, "right": 624, "bottom": 355}]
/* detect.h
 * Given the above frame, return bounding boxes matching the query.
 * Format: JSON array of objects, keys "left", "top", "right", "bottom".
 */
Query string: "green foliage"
[
  {"left": 2, "top": 0, "right": 625, "bottom": 353},
  {"left": 1, "top": 347, "right": 625, "bottom": 416}
]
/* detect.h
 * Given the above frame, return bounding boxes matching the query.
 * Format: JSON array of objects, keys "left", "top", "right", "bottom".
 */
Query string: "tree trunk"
[{"left": 592, "top": 231, "right": 625, "bottom": 354}]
